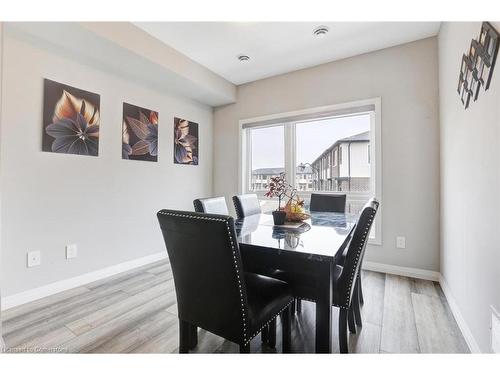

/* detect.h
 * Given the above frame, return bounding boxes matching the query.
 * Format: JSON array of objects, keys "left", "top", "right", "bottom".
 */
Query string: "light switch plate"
[
  {"left": 66, "top": 244, "right": 78, "bottom": 259},
  {"left": 27, "top": 250, "right": 41, "bottom": 268},
  {"left": 396, "top": 236, "right": 406, "bottom": 249}
]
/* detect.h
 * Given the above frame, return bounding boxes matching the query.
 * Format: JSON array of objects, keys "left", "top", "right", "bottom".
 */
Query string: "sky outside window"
[
  {"left": 296, "top": 114, "right": 370, "bottom": 166},
  {"left": 250, "top": 115, "right": 370, "bottom": 170},
  {"left": 251, "top": 125, "right": 284, "bottom": 170}
]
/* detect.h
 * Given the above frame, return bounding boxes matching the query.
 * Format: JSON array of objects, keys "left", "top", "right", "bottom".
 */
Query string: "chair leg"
[
  {"left": 353, "top": 280, "right": 362, "bottom": 327},
  {"left": 189, "top": 324, "right": 198, "bottom": 349},
  {"left": 268, "top": 318, "right": 276, "bottom": 348},
  {"left": 281, "top": 305, "right": 292, "bottom": 353},
  {"left": 179, "top": 319, "right": 191, "bottom": 353},
  {"left": 338, "top": 309, "right": 349, "bottom": 354},
  {"left": 261, "top": 324, "right": 269, "bottom": 343},
  {"left": 348, "top": 306, "right": 357, "bottom": 334},
  {"left": 358, "top": 275, "right": 364, "bottom": 306},
  {"left": 239, "top": 343, "right": 250, "bottom": 353},
  {"left": 296, "top": 298, "right": 302, "bottom": 313}
]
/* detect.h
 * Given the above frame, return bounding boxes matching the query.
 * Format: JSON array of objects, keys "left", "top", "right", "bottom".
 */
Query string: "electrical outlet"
[
  {"left": 396, "top": 236, "right": 406, "bottom": 249},
  {"left": 27, "top": 250, "right": 41, "bottom": 268},
  {"left": 66, "top": 244, "right": 78, "bottom": 259}
]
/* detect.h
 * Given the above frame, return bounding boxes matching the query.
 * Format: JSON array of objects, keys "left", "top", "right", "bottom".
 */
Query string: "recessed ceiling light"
[
  {"left": 238, "top": 54, "right": 250, "bottom": 62},
  {"left": 313, "top": 25, "right": 329, "bottom": 37}
]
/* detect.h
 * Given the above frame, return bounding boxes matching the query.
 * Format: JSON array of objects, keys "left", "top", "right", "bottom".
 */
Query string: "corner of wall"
[
  {"left": 0, "top": 20, "right": 5, "bottom": 350},
  {"left": 439, "top": 274, "right": 481, "bottom": 353}
]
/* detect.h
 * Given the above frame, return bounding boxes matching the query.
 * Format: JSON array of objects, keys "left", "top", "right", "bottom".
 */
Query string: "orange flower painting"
[{"left": 42, "top": 79, "right": 101, "bottom": 157}]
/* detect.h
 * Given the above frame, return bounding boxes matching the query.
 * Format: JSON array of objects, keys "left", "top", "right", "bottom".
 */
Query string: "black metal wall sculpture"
[{"left": 457, "top": 22, "right": 499, "bottom": 109}]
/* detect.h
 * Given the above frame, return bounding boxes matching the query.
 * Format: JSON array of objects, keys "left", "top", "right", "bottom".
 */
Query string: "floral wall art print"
[
  {"left": 122, "top": 103, "right": 158, "bottom": 162},
  {"left": 42, "top": 79, "right": 100, "bottom": 156},
  {"left": 174, "top": 117, "right": 198, "bottom": 165}
]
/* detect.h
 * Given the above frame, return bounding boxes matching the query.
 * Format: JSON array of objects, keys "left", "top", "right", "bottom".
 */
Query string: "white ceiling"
[{"left": 135, "top": 22, "right": 441, "bottom": 85}]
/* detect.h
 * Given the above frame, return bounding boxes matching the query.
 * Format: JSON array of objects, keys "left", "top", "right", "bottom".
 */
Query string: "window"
[
  {"left": 296, "top": 114, "right": 371, "bottom": 200},
  {"left": 240, "top": 98, "right": 381, "bottom": 244},
  {"left": 247, "top": 125, "right": 284, "bottom": 211}
]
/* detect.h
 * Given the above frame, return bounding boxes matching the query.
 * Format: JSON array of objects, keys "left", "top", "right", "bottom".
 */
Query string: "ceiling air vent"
[
  {"left": 313, "top": 26, "right": 329, "bottom": 37},
  {"left": 237, "top": 55, "right": 250, "bottom": 62}
]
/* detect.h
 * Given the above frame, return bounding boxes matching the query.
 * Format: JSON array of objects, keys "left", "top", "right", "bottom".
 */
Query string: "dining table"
[{"left": 235, "top": 211, "right": 358, "bottom": 353}]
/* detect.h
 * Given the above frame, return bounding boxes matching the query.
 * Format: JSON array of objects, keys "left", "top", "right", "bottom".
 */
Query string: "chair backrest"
[
  {"left": 232, "top": 194, "right": 262, "bottom": 219},
  {"left": 157, "top": 209, "right": 249, "bottom": 344},
  {"left": 310, "top": 193, "right": 347, "bottom": 213},
  {"left": 334, "top": 198, "right": 379, "bottom": 307},
  {"left": 193, "top": 196, "right": 229, "bottom": 215}
]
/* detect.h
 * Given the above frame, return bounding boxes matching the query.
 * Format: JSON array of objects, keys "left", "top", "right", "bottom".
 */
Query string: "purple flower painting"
[
  {"left": 174, "top": 117, "right": 198, "bottom": 165},
  {"left": 42, "top": 79, "right": 100, "bottom": 156},
  {"left": 122, "top": 103, "right": 159, "bottom": 162}
]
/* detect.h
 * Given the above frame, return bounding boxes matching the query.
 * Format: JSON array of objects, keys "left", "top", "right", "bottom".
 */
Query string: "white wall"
[
  {"left": 0, "top": 29, "right": 213, "bottom": 297},
  {"left": 439, "top": 22, "right": 500, "bottom": 352},
  {"left": 214, "top": 37, "right": 440, "bottom": 271},
  {"left": 0, "top": 21, "right": 5, "bottom": 349}
]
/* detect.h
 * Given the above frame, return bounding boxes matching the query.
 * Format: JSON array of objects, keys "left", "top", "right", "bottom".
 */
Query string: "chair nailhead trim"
[
  {"left": 232, "top": 196, "right": 244, "bottom": 219},
  {"left": 158, "top": 210, "right": 249, "bottom": 342},
  {"left": 244, "top": 299, "right": 294, "bottom": 345},
  {"left": 303, "top": 207, "right": 377, "bottom": 309},
  {"left": 193, "top": 200, "right": 203, "bottom": 213},
  {"left": 343, "top": 212, "right": 375, "bottom": 307}
]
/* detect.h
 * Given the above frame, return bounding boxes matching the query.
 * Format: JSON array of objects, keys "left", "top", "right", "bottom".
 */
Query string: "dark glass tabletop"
[{"left": 235, "top": 211, "right": 358, "bottom": 261}]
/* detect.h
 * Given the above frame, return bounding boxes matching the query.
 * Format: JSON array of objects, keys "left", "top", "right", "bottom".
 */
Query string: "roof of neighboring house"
[
  {"left": 252, "top": 166, "right": 312, "bottom": 175},
  {"left": 338, "top": 131, "right": 370, "bottom": 143},
  {"left": 311, "top": 131, "right": 370, "bottom": 166}
]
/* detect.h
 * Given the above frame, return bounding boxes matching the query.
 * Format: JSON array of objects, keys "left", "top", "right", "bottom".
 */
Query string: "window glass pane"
[
  {"left": 295, "top": 114, "right": 371, "bottom": 214},
  {"left": 249, "top": 125, "right": 284, "bottom": 212}
]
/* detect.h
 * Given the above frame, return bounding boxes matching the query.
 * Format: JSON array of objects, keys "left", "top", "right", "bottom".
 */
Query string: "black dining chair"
[
  {"left": 232, "top": 194, "right": 262, "bottom": 219},
  {"left": 263, "top": 198, "right": 378, "bottom": 353},
  {"left": 309, "top": 193, "right": 347, "bottom": 213},
  {"left": 157, "top": 209, "right": 294, "bottom": 353},
  {"left": 193, "top": 196, "right": 229, "bottom": 215},
  {"left": 332, "top": 198, "right": 378, "bottom": 352},
  {"left": 194, "top": 196, "right": 275, "bottom": 347}
]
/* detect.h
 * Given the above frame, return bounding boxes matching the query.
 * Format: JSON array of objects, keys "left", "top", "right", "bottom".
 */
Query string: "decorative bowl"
[{"left": 283, "top": 195, "right": 310, "bottom": 222}]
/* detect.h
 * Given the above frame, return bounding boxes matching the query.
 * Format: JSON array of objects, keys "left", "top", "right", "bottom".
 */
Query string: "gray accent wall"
[
  {"left": 214, "top": 37, "right": 441, "bottom": 272},
  {"left": 439, "top": 22, "right": 500, "bottom": 352},
  {"left": 0, "top": 27, "right": 214, "bottom": 298}
]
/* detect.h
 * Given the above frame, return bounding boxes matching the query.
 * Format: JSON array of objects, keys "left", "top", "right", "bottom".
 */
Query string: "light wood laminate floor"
[{"left": 2, "top": 259, "right": 469, "bottom": 354}]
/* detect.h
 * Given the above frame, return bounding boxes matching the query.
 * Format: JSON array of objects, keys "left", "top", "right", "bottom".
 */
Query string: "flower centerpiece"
[
  {"left": 265, "top": 173, "right": 288, "bottom": 225},
  {"left": 265, "top": 173, "right": 310, "bottom": 224}
]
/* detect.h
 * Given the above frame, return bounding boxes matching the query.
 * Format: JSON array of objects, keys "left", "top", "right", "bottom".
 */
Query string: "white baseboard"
[
  {"left": 439, "top": 274, "right": 481, "bottom": 353},
  {"left": 1, "top": 252, "right": 167, "bottom": 311},
  {"left": 363, "top": 261, "right": 440, "bottom": 281}
]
